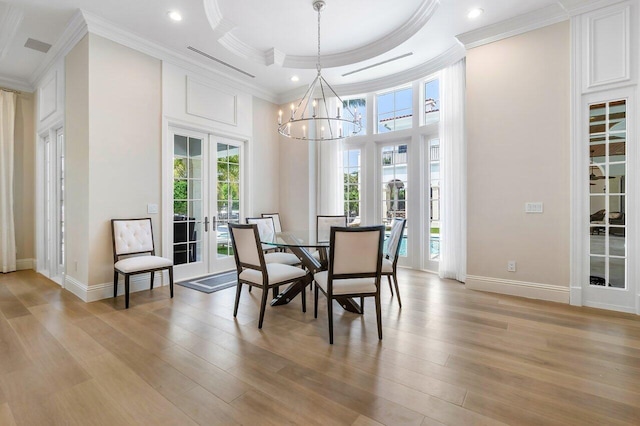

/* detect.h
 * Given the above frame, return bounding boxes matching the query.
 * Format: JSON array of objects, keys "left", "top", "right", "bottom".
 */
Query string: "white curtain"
[
  {"left": 317, "top": 98, "right": 344, "bottom": 215},
  {"left": 0, "top": 90, "right": 17, "bottom": 273},
  {"left": 438, "top": 59, "right": 466, "bottom": 282}
]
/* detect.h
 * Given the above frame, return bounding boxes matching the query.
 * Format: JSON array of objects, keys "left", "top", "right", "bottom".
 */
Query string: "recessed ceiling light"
[
  {"left": 168, "top": 11, "right": 182, "bottom": 21},
  {"left": 467, "top": 8, "right": 484, "bottom": 19},
  {"left": 290, "top": 75, "right": 299, "bottom": 82}
]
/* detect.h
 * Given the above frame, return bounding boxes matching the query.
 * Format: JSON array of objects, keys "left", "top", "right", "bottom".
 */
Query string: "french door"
[
  {"left": 379, "top": 142, "right": 410, "bottom": 267},
  {"left": 583, "top": 93, "right": 636, "bottom": 313},
  {"left": 171, "top": 128, "right": 242, "bottom": 280},
  {"left": 38, "top": 128, "right": 65, "bottom": 284}
]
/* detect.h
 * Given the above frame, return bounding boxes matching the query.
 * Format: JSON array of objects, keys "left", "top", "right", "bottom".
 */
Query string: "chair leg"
[
  {"left": 387, "top": 275, "right": 394, "bottom": 296},
  {"left": 301, "top": 280, "right": 306, "bottom": 313},
  {"left": 360, "top": 297, "right": 364, "bottom": 313},
  {"left": 375, "top": 293, "right": 383, "bottom": 340},
  {"left": 258, "top": 286, "right": 269, "bottom": 329},
  {"left": 150, "top": 271, "right": 154, "bottom": 290},
  {"left": 168, "top": 267, "right": 174, "bottom": 298},
  {"left": 249, "top": 286, "right": 252, "bottom": 293},
  {"left": 393, "top": 272, "right": 401, "bottom": 308},
  {"left": 328, "top": 298, "right": 334, "bottom": 344},
  {"left": 233, "top": 282, "right": 242, "bottom": 317},
  {"left": 113, "top": 271, "right": 118, "bottom": 298},
  {"left": 314, "top": 283, "right": 319, "bottom": 318},
  {"left": 272, "top": 286, "right": 280, "bottom": 299},
  {"left": 125, "top": 275, "right": 130, "bottom": 309}
]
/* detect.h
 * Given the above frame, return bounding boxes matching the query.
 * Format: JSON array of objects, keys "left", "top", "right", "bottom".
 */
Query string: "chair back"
[
  {"left": 261, "top": 213, "right": 282, "bottom": 232},
  {"left": 229, "top": 223, "right": 265, "bottom": 271},
  {"left": 330, "top": 226, "right": 384, "bottom": 278},
  {"left": 385, "top": 218, "right": 406, "bottom": 263},
  {"left": 246, "top": 217, "right": 276, "bottom": 243},
  {"left": 111, "top": 218, "right": 155, "bottom": 261},
  {"left": 317, "top": 215, "right": 347, "bottom": 243}
]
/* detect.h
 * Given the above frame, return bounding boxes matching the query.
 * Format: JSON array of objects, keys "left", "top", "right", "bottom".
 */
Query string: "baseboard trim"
[
  {"left": 65, "top": 271, "right": 169, "bottom": 303},
  {"left": 583, "top": 300, "right": 637, "bottom": 315},
  {"left": 466, "top": 275, "right": 570, "bottom": 304},
  {"left": 16, "top": 258, "right": 35, "bottom": 270}
]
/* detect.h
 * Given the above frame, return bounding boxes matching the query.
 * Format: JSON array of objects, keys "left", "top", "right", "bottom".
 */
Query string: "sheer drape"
[
  {"left": 438, "top": 59, "right": 466, "bottom": 282},
  {"left": 317, "top": 98, "right": 344, "bottom": 215},
  {"left": 0, "top": 90, "right": 17, "bottom": 273}
]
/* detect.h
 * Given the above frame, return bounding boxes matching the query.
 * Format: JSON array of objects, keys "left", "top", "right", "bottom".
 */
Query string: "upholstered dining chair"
[
  {"left": 383, "top": 218, "right": 406, "bottom": 307},
  {"left": 111, "top": 218, "right": 173, "bottom": 309},
  {"left": 261, "top": 213, "right": 282, "bottom": 232},
  {"left": 245, "top": 217, "right": 300, "bottom": 266},
  {"left": 229, "top": 223, "right": 308, "bottom": 328},
  {"left": 313, "top": 225, "right": 384, "bottom": 344},
  {"left": 313, "top": 215, "right": 347, "bottom": 261}
]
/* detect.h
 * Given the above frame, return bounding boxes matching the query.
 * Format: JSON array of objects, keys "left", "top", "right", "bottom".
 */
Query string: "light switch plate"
[
  {"left": 525, "top": 202, "right": 543, "bottom": 213},
  {"left": 147, "top": 203, "right": 158, "bottom": 214}
]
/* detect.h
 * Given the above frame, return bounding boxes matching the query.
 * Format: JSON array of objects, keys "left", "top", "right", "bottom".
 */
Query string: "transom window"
[
  {"left": 377, "top": 87, "right": 413, "bottom": 133},
  {"left": 424, "top": 78, "right": 440, "bottom": 125},
  {"left": 342, "top": 97, "right": 367, "bottom": 136}
]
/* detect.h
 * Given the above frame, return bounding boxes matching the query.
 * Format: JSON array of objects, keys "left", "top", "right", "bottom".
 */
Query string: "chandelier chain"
[{"left": 317, "top": 6, "right": 321, "bottom": 73}]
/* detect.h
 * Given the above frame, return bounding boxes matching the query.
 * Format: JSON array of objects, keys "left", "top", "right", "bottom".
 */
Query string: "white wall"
[
  {"left": 251, "top": 96, "right": 280, "bottom": 215},
  {"left": 64, "top": 35, "right": 90, "bottom": 287},
  {"left": 86, "top": 34, "right": 162, "bottom": 286},
  {"left": 466, "top": 22, "right": 571, "bottom": 302}
]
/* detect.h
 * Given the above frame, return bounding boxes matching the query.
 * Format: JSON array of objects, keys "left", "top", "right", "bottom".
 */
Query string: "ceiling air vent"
[
  {"left": 187, "top": 46, "right": 255, "bottom": 78},
  {"left": 24, "top": 38, "right": 51, "bottom": 53},
  {"left": 342, "top": 53, "right": 413, "bottom": 77}
]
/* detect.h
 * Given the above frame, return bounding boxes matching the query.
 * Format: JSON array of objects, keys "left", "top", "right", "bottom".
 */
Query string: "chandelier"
[{"left": 277, "top": 0, "right": 363, "bottom": 141}]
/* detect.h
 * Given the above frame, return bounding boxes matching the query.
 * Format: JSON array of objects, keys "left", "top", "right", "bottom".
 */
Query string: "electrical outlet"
[{"left": 507, "top": 260, "right": 516, "bottom": 272}]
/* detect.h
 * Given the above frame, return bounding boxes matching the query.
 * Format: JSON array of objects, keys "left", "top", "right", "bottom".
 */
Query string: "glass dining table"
[{"left": 260, "top": 231, "right": 362, "bottom": 313}]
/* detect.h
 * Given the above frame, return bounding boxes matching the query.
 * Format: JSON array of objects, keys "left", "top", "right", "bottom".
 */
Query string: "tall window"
[
  {"left": 382, "top": 144, "right": 408, "bottom": 256},
  {"left": 377, "top": 87, "right": 413, "bottom": 133},
  {"left": 424, "top": 78, "right": 440, "bottom": 125},
  {"left": 342, "top": 97, "right": 367, "bottom": 136},
  {"left": 589, "top": 100, "right": 626, "bottom": 288},
  {"left": 343, "top": 149, "right": 361, "bottom": 226},
  {"left": 428, "top": 139, "right": 440, "bottom": 260}
]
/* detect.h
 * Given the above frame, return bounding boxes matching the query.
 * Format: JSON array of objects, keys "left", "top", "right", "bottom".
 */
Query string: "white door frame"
[
  {"left": 35, "top": 122, "right": 65, "bottom": 285},
  {"left": 571, "top": 87, "right": 638, "bottom": 314},
  {"left": 163, "top": 122, "right": 247, "bottom": 281}
]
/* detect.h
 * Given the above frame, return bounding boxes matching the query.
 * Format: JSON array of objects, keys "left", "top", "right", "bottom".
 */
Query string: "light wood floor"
[{"left": 0, "top": 269, "right": 639, "bottom": 425}]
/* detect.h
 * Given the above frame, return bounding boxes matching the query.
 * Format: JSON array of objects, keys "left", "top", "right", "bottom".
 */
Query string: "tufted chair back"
[{"left": 112, "top": 218, "right": 156, "bottom": 260}]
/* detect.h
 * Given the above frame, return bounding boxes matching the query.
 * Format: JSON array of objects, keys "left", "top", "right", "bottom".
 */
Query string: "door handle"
[{"left": 204, "top": 216, "right": 209, "bottom": 232}]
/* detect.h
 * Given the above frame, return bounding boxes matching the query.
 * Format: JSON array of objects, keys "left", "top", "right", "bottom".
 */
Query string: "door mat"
[{"left": 176, "top": 270, "right": 237, "bottom": 294}]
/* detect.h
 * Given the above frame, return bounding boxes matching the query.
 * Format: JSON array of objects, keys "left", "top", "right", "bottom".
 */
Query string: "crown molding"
[
  {"left": 0, "top": 4, "right": 24, "bottom": 62},
  {"left": 283, "top": 0, "right": 440, "bottom": 69},
  {"left": 456, "top": 3, "right": 568, "bottom": 50},
  {"left": 207, "top": 0, "right": 440, "bottom": 70},
  {"left": 0, "top": 74, "right": 32, "bottom": 92},
  {"left": 30, "top": 9, "right": 87, "bottom": 87},
  {"left": 455, "top": 0, "right": 626, "bottom": 50},
  {"left": 559, "top": 0, "right": 627, "bottom": 16},
  {"left": 80, "top": 10, "right": 277, "bottom": 103},
  {"left": 277, "top": 44, "right": 465, "bottom": 104}
]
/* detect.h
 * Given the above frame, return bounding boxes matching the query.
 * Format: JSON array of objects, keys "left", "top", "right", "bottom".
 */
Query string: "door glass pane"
[
  {"left": 173, "top": 134, "right": 204, "bottom": 265},
  {"left": 587, "top": 99, "right": 627, "bottom": 289},
  {"left": 381, "top": 144, "right": 408, "bottom": 256},
  {"left": 429, "top": 139, "right": 440, "bottom": 260},
  {"left": 609, "top": 258, "right": 625, "bottom": 288},
  {"left": 216, "top": 142, "right": 240, "bottom": 259}
]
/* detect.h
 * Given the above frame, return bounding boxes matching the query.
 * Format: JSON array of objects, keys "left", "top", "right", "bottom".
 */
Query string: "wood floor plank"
[
  {"left": 1, "top": 269, "right": 639, "bottom": 425},
  {"left": 79, "top": 352, "right": 198, "bottom": 425},
  {"left": 0, "top": 402, "right": 16, "bottom": 426}
]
